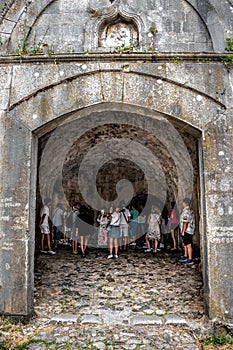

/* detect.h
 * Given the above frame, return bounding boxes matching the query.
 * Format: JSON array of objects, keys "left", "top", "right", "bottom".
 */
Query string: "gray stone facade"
[{"left": 0, "top": 0, "right": 232, "bottom": 323}]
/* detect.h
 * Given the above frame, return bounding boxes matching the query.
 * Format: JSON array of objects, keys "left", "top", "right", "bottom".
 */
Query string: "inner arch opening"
[{"left": 34, "top": 106, "right": 205, "bottom": 325}]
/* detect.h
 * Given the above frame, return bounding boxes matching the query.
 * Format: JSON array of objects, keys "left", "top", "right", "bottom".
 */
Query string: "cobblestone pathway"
[{"left": 21, "top": 245, "right": 213, "bottom": 349}]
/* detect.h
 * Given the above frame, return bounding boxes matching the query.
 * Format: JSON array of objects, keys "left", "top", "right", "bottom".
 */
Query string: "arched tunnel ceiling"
[{"left": 38, "top": 110, "right": 200, "bottom": 213}]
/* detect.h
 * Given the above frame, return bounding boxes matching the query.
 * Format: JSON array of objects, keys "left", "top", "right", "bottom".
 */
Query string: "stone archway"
[{"left": 0, "top": 63, "right": 232, "bottom": 323}]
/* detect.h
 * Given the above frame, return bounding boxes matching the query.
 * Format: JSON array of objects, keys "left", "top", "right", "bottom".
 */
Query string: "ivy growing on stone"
[{"left": 225, "top": 37, "right": 233, "bottom": 51}]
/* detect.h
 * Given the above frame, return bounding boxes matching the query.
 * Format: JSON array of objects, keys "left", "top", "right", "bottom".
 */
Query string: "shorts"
[
  {"left": 40, "top": 224, "right": 50, "bottom": 234},
  {"left": 71, "top": 227, "right": 78, "bottom": 240},
  {"left": 183, "top": 232, "right": 193, "bottom": 246},
  {"left": 108, "top": 226, "right": 120, "bottom": 239},
  {"left": 53, "top": 225, "right": 63, "bottom": 240},
  {"left": 120, "top": 224, "right": 129, "bottom": 237}
]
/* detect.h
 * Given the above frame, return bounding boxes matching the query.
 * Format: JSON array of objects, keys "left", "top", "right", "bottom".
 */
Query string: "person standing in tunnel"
[
  {"left": 169, "top": 201, "right": 179, "bottom": 250},
  {"left": 52, "top": 202, "right": 64, "bottom": 249},
  {"left": 78, "top": 205, "right": 93, "bottom": 258},
  {"left": 119, "top": 203, "right": 131, "bottom": 251},
  {"left": 97, "top": 209, "right": 109, "bottom": 248},
  {"left": 145, "top": 206, "right": 161, "bottom": 253},
  {"left": 129, "top": 204, "right": 139, "bottom": 245},
  {"left": 107, "top": 206, "right": 121, "bottom": 259},
  {"left": 179, "top": 198, "right": 195, "bottom": 266},
  {"left": 39, "top": 198, "right": 56, "bottom": 255},
  {"left": 70, "top": 201, "right": 81, "bottom": 255}
]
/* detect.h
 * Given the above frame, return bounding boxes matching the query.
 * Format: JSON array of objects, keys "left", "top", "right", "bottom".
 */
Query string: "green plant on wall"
[
  {"left": 116, "top": 40, "right": 135, "bottom": 53},
  {"left": 170, "top": 56, "right": 184, "bottom": 63},
  {"left": 224, "top": 54, "right": 233, "bottom": 64},
  {"left": 28, "top": 40, "right": 48, "bottom": 54},
  {"left": 16, "top": 38, "right": 29, "bottom": 55},
  {"left": 223, "top": 37, "right": 233, "bottom": 65},
  {"left": 225, "top": 37, "right": 233, "bottom": 51},
  {"left": 149, "top": 26, "right": 158, "bottom": 35},
  {"left": 16, "top": 38, "right": 54, "bottom": 56}
]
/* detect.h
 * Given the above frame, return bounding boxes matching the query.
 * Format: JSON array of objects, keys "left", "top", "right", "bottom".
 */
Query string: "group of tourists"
[{"left": 39, "top": 197, "right": 195, "bottom": 265}]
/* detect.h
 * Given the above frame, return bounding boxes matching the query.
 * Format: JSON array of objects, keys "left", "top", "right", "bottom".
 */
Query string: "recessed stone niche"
[{"left": 99, "top": 17, "right": 139, "bottom": 49}]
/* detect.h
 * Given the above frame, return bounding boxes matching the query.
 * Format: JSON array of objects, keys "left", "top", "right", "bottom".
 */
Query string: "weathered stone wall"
[
  {"left": 0, "top": 0, "right": 233, "bottom": 54},
  {"left": 0, "top": 0, "right": 232, "bottom": 323}
]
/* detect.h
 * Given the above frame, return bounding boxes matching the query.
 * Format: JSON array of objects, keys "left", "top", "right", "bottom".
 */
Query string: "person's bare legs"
[
  {"left": 184, "top": 245, "right": 188, "bottom": 258},
  {"left": 154, "top": 239, "right": 158, "bottom": 251},
  {"left": 124, "top": 236, "right": 129, "bottom": 250},
  {"left": 146, "top": 237, "right": 151, "bottom": 250},
  {"left": 83, "top": 236, "right": 89, "bottom": 255},
  {"left": 119, "top": 236, "right": 123, "bottom": 249},
  {"left": 109, "top": 238, "right": 113, "bottom": 256},
  {"left": 114, "top": 238, "right": 119, "bottom": 256},
  {"left": 72, "top": 239, "right": 78, "bottom": 254},
  {"left": 46, "top": 234, "right": 52, "bottom": 251},
  {"left": 80, "top": 236, "right": 85, "bottom": 255},
  {"left": 171, "top": 229, "right": 177, "bottom": 249},
  {"left": 187, "top": 244, "right": 192, "bottom": 260},
  {"left": 41, "top": 234, "right": 45, "bottom": 251}
]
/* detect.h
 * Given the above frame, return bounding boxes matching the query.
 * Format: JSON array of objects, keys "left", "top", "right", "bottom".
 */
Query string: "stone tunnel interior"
[
  {"left": 35, "top": 109, "right": 202, "bottom": 257},
  {"left": 33, "top": 109, "right": 206, "bottom": 323}
]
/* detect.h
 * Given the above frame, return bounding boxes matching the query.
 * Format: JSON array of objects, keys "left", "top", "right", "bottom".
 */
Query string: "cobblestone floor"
[{"left": 0, "top": 245, "right": 217, "bottom": 349}]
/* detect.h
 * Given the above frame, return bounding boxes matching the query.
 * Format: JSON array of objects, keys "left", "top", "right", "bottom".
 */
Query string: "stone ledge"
[
  {"left": 0, "top": 52, "right": 229, "bottom": 64},
  {"left": 46, "top": 312, "right": 191, "bottom": 327}
]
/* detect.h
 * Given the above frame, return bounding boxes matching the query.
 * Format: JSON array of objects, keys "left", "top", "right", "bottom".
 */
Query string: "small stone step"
[
  {"left": 81, "top": 314, "right": 102, "bottom": 324},
  {"left": 164, "top": 314, "right": 188, "bottom": 326},
  {"left": 129, "top": 315, "right": 164, "bottom": 326},
  {"left": 50, "top": 314, "right": 78, "bottom": 324}
]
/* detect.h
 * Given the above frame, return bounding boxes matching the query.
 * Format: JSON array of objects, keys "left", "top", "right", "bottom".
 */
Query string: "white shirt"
[
  {"left": 180, "top": 206, "right": 195, "bottom": 235},
  {"left": 138, "top": 214, "right": 146, "bottom": 223},
  {"left": 110, "top": 212, "right": 121, "bottom": 226},
  {"left": 40, "top": 205, "right": 49, "bottom": 226},
  {"left": 53, "top": 207, "right": 63, "bottom": 226},
  {"left": 120, "top": 208, "right": 131, "bottom": 225}
]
